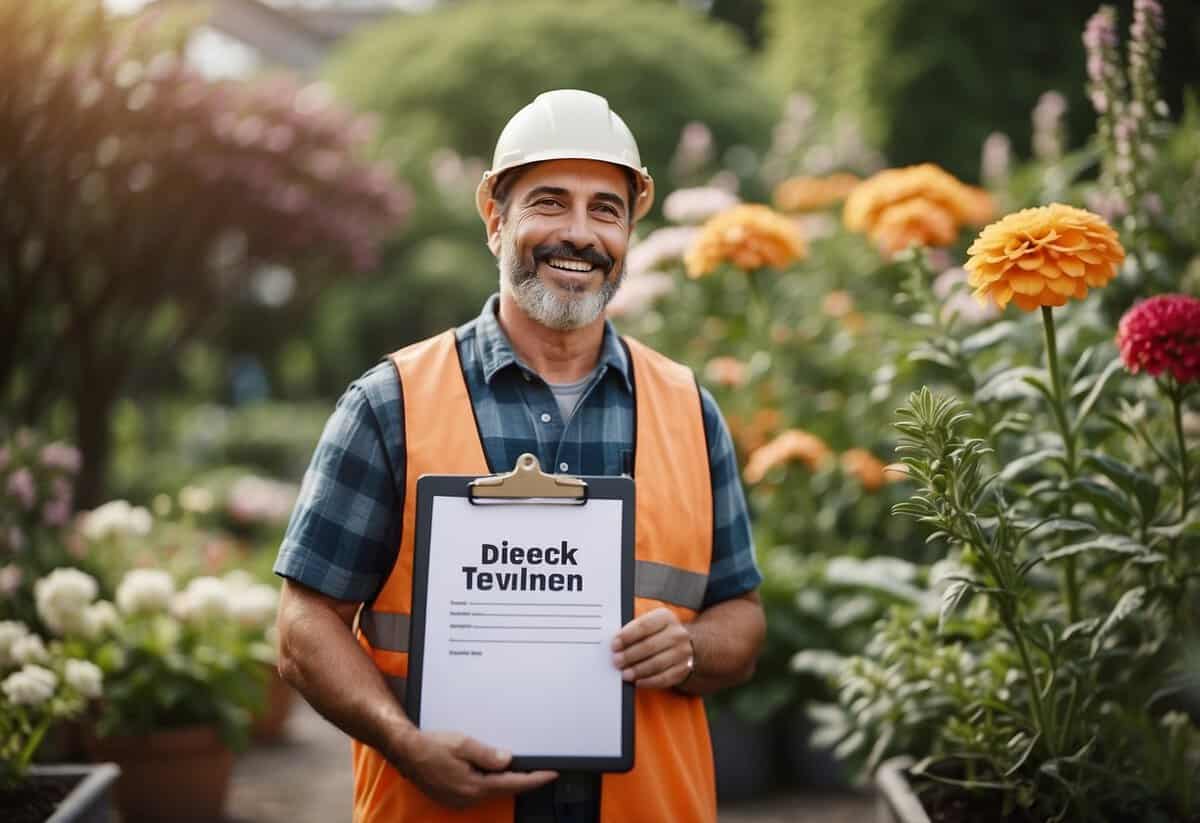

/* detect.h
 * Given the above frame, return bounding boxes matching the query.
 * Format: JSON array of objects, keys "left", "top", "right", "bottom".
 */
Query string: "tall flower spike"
[{"left": 964, "top": 204, "right": 1125, "bottom": 311}]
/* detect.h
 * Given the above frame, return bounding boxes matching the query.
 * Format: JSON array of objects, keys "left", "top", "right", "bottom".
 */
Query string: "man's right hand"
[{"left": 393, "top": 729, "right": 558, "bottom": 810}]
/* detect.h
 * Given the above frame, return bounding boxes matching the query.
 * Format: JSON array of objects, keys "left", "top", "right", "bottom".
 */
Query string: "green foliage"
[{"left": 761, "top": 0, "right": 1200, "bottom": 180}]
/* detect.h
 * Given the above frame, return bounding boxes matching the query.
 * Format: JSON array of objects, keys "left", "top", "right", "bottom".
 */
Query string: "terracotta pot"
[
  {"left": 251, "top": 665, "right": 296, "bottom": 742},
  {"left": 84, "top": 726, "right": 233, "bottom": 823}
]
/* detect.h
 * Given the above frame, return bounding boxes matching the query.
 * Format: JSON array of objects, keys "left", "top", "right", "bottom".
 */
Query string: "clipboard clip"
[{"left": 468, "top": 453, "right": 588, "bottom": 504}]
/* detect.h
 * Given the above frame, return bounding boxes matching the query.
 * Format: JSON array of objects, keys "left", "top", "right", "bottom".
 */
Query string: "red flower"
[{"left": 1116, "top": 294, "right": 1200, "bottom": 383}]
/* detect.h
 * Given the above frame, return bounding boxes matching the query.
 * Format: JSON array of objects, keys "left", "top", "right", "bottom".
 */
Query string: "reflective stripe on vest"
[{"left": 351, "top": 330, "right": 717, "bottom": 823}]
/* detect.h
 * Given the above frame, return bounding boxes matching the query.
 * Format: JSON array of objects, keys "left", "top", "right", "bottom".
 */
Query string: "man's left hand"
[{"left": 611, "top": 608, "right": 694, "bottom": 689}]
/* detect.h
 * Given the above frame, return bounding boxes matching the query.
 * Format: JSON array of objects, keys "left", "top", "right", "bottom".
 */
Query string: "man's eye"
[
  {"left": 537, "top": 198, "right": 561, "bottom": 207},
  {"left": 594, "top": 204, "right": 619, "bottom": 216}
]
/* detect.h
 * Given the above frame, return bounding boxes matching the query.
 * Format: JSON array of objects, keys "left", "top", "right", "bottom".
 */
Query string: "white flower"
[
  {"left": 178, "top": 485, "right": 215, "bottom": 515},
  {"left": 227, "top": 476, "right": 298, "bottom": 525},
  {"left": 0, "top": 620, "right": 31, "bottom": 669},
  {"left": 82, "top": 601, "right": 121, "bottom": 639},
  {"left": 79, "top": 500, "right": 153, "bottom": 540},
  {"left": 11, "top": 634, "right": 48, "bottom": 665},
  {"left": 232, "top": 583, "right": 279, "bottom": 628},
  {"left": 34, "top": 568, "right": 99, "bottom": 636},
  {"left": 662, "top": 186, "right": 740, "bottom": 225},
  {"left": 625, "top": 226, "right": 698, "bottom": 277},
  {"left": 2, "top": 664, "right": 57, "bottom": 706},
  {"left": 116, "top": 569, "right": 175, "bottom": 615},
  {"left": 173, "top": 576, "right": 232, "bottom": 623},
  {"left": 64, "top": 659, "right": 103, "bottom": 699},
  {"left": 605, "top": 271, "right": 675, "bottom": 319}
]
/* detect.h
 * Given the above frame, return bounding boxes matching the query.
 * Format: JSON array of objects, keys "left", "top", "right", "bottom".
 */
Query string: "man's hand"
[
  {"left": 611, "top": 607, "right": 694, "bottom": 689},
  {"left": 394, "top": 729, "right": 557, "bottom": 810}
]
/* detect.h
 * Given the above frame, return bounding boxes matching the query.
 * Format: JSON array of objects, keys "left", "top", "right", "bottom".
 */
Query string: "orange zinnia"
[
  {"left": 843, "top": 164, "right": 991, "bottom": 256},
  {"left": 743, "top": 429, "right": 832, "bottom": 484},
  {"left": 964, "top": 204, "right": 1125, "bottom": 311},
  {"left": 704, "top": 356, "right": 748, "bottom": 388},
  {"left": 685, "top": 204, "right": 807, "bottom": 278},
  {"left": 840, "top": 448, "right": 887, "bottom": 492},
  {"left": 773, "top": 173, "right": 861, "bottom": 213}
]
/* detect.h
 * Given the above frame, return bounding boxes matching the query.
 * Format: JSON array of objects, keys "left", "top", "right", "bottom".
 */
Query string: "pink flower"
[
  {"left": 0, "top": 565, "right": 22, "bottom": 595},
  {"left": 6, "top": 469, "right": 36, "bottom": 511},
  {"left": 5, "top": 528, "right": 25, "bottom": 554},
  {"left": 43, "top": 498, "right": 72, "bottom": 528},
  {"left": 40, "top": 443, "right": 82, "bottom": 474},
  {"left": 1117, "top": 294, "right": 1200, "bottom": 383}
]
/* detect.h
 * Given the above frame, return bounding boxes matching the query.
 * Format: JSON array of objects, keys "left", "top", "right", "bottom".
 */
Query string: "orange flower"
[
  {"left": 743, "top": 429, "right": 832, "bottom": 484},
  {"left": 704, "top": 356, "right": 748, "bottom": 388},
  {"left": 964, "top": 204, "right": 1125, "bottom": 312},
  {"left": 729, "top": 408, "right": 783, "bottom": 455},
  {"left": 821, "top": 290, "right": 854, "bottom": 318},
  {"left": 773, "top": 173, "right": 861, "bottom": 213},
  {"left": 840, "top": 448, "right": 887, "bottom": 492},
  {"left": 843, "top": 164, "right": 990, "bottom": 256},
  {"left": 685, "top": 204, "right": 807, "bottom": 278},
  {"left": 883, "top": 462, "right": 910, "bottom": 483}
]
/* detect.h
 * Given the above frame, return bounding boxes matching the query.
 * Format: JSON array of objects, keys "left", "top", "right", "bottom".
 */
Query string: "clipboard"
[{"left": 407, "top": 454, "right": 635, "bottom": 772}]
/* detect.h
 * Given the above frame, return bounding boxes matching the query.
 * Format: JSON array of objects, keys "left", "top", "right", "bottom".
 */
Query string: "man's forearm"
[
  {"left": 277, "top": 598, "right": 415, "bottom": 764},
  {"left": 677, "top": 592, "right": 765, "bottom": 696}
]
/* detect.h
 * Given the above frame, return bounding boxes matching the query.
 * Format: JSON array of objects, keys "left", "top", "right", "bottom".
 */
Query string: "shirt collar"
[{"left": 473, "top": 294, "right": 632, "bottom": 393}]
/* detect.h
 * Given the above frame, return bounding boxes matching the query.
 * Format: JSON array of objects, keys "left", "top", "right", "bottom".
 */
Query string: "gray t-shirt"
[{"left": 546, "top": 368, "right": 596, "bottom": 423}]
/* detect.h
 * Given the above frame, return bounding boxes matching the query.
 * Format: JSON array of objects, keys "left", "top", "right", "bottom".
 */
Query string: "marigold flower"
[
  {"left": 743, "top": 429, "right": 832, "bottom": 484},
  {"left": 773, "top": 173, "right": 861, "bottom": 213},
  {"left": 1117, "top": 294, "right": 1200, "bottom": 383},
  {"left": 685, "top": 204, "right": 807, "bottom": 278},
  {"left": 844, "top": 164, "right": 989, "bottom": 256},
  {"left": 704, "top": 356, "right": 748, "bottom": 388},
  {"left": 728, "top": 408, "right": 782, "bottom": 456},
  {"left": 821, "top": 290, "right": 854, "bottom": 319},
  {"left": 964, "top": 203, "right": 1125, "bottom": 311},
  {"left": 840, "top": 449, "right": 887, "bottom": 492}
]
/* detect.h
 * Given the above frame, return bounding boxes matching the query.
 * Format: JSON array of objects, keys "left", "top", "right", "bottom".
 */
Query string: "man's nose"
[{"left": 559, "top": 203, "right": 598, "bottom": 249}]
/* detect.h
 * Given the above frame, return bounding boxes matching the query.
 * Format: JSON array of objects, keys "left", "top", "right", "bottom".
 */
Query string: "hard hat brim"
[{"left": 475, "top": 157, "right": 655, "bottom": 224}]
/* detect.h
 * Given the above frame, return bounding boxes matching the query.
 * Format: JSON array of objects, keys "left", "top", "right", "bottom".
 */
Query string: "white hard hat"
[{"left": 475, "top": 89, "right": 655, "bottom": 222}]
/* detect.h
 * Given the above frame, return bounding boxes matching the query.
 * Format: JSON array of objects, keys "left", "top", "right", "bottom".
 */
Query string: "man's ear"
[{"left": 484, "top": 199, "right": 503, "bottom": 257}]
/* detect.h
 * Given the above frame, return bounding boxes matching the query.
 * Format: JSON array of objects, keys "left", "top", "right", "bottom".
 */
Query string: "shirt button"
[
  {"left": 540, "top": 412, "right": 552, "bottom": 423},
  {"left": 559, "top": 462, "right": 569, "bottom": 472},
  {"left": 522, "top": 371, "right": 532, "bottom": 382}
]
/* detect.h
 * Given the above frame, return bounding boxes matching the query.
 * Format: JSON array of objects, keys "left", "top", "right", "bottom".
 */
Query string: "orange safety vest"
[{"left": 352, "top": 330, "right": 716, "bottom": 823}]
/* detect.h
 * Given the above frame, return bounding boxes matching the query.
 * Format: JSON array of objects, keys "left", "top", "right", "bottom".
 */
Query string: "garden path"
[{"left": 225, "top": 698, "right": 877, "bottom": 823}]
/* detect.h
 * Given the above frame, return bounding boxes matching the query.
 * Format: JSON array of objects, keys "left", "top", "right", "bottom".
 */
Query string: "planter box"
[
  {"left": 4, "top": 764, "right": 122, "bottom": 823},
  {"left": 875, "top": 757, "right": 931, "bottom": 823}
]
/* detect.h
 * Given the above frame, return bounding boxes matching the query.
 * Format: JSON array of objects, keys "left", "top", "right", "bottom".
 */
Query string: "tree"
[{"left": 0, "top": 1, "right": 409, "bottom": 504}]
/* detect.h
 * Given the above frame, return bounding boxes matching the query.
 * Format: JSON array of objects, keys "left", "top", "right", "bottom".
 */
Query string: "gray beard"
[{"left": 499, "top": 236, "right": 624, "bottom": 331}]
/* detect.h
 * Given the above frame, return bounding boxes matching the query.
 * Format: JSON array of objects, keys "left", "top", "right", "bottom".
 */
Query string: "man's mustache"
[{"left": 532, "top": 243, "right": 613, "bottom": 274}]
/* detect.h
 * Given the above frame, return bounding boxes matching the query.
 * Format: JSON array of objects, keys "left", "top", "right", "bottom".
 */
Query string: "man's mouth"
[{"left": 544, "top": 257, "right": 596, "bottom": 273}]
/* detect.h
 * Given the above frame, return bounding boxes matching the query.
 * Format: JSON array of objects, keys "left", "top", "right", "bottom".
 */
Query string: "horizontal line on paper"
[
  {"left": 449, "top": 639, "right": 601, "bottom": 645},
  {"left": 461, "top": 626, "right": 602, "bottom": 630},
  {"left": 467, "top": 602, "right": 603, "bottom": 607},
  {"left": 469, "top": 613, "right": 600, "bottom": 618}
]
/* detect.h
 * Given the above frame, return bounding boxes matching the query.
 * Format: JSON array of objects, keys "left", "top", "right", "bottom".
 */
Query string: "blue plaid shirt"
[{"left": 274, "top": 295, "right": 760, "bottom": 608}]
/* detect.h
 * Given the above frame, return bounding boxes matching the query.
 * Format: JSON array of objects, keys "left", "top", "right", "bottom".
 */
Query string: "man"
[{"left": 274, "top": 89, "right": 765, "bottom": 823}]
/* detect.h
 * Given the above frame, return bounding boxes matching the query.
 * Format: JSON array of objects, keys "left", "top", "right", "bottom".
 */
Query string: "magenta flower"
[{"left": 1117, "top": 294, "right": 1200, "bottom": 383}]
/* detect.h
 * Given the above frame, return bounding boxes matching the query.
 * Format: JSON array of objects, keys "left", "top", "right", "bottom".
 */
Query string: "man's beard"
[{"left": 499, "top": 234, "right": 624, "bottom": 331}]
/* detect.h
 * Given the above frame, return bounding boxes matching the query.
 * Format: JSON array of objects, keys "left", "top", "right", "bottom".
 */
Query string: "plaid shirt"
[{"left": 274, "top": 295, "right": 760, "bottom": 608}]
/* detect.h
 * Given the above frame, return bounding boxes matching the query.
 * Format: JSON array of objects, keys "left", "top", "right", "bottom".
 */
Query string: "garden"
[{"left": 2, "top": 0, "right": 1198, "bottom": 821}]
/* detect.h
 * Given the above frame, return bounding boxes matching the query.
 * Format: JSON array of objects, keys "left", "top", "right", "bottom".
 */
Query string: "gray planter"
[
  {"left": 27, "top": 764, "right": 121, "bottom": 823},
  {"left": 875, "top": 757, "right": 931, "bottom": 823},
  {"left": 706, "top": 703, "right": 776, "bottom": 802}
]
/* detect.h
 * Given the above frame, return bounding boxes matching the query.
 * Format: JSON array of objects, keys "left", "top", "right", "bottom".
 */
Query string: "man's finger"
[
  {"left": 455, "top": 737, "right": 512, "bottom": 772},
  {"left": 611, "top": 608, "right": 671, "bottom": 650},
  {"left": 622, "top": 644, "right": 685, "bottom": 682},
  {"left": 614, "top": 625, "right": 680, "bottom": 668},
  {"left": 636, "top": 660, "right": 692, "bottom": 690},
  {"left": 479, "top": 770, "right": 559, "bottom": 797}
]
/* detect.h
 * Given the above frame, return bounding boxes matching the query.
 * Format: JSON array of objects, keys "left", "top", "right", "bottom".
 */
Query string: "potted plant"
[
  {"left": 36, "top": 567, "right": 273, "bottom": 823},
  {"left": 0, "top": 615, "right": 118, "bottom": 823}
]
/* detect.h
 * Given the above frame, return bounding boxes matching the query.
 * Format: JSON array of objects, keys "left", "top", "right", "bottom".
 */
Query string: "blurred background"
[{"left": 2, "top": 0, "right": 1199, "bottom": 819}]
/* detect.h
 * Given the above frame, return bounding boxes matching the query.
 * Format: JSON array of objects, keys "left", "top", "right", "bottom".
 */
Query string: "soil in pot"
[
  {"left": 0, "top": 776, "right": 78, "bottom": 823},
  {"left": 85, "top": 725, "right": 233, "bottom": 822},
  {"left": 923, "top": 791, "right": 1200, "bottom": 823}
]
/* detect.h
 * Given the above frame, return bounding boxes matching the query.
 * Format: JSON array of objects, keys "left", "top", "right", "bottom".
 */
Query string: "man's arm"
[
  {"left": 610, "top": 591, "right": 765, "bottom": 695},
  {"left": 276, "top": 578, "right": 556, "bottom": 808}
]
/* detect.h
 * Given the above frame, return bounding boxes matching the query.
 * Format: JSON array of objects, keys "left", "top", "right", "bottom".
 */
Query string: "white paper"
[{"left": 417, "top": 496, "right": 625, "bottom": 758}]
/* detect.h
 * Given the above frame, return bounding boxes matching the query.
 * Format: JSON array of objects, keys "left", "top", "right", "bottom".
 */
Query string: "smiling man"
[{"left": 273, "top": 89, "right": 766, "bottom": 823}]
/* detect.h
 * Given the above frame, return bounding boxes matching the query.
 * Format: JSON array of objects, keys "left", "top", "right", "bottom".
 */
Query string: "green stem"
[
  {"left": 1172, "top": 383, "right": 1191, "bottom": 519},
  {"left": 1041, "top": 307, "right": 1080, "bottom": 622},
  {"left": 1007, "top": 611, "right": 1057, "bottom": 758}
]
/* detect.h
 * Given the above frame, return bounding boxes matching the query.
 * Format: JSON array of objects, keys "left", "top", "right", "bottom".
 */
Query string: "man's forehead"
[{"left": 511, "top": 159, "right": 628, "bottom": 195}]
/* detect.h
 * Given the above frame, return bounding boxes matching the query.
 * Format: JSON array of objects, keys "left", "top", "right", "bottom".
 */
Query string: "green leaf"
[
  {"left": 1061, "top": 617, "right": 1100, "bottom": 643},
  {"left": 976, "top": 367, "right": 1047, "bottom": 403},
  {"left": 1084, "top": 452, "right": 1160, "bottom": 519},
  {"left": 1042, "top": 535, "right": 1148, "bottom": 562},
  {"left": 1090, "top": 587, "right": 1146, "bottom": 658},
  {"left": 1071, "top": 357, "right": 1124, "bottom": 436},
  {"left": 909, "top": 347, "right": 959, "bottom": 369},
  {"left": 1021, "top": 373, "right": 1057, "bottom": 406},
  {"left": 998, "top": 448, "right": 1066, "bottom": 483},
  {"left": 1069, "top": 478, "right": 1135, "bottom": 520},
  {"left": 938, "top": 579, "right": 972, "bottom": 633},
  {"left": 961, "top": 321, "right": 1016, "bottom": 356}
]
